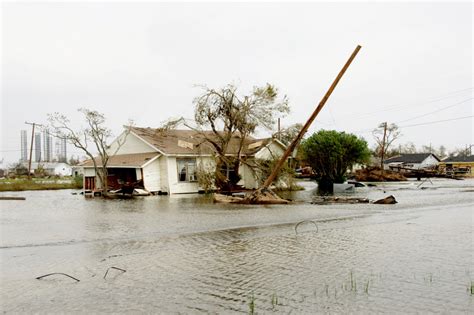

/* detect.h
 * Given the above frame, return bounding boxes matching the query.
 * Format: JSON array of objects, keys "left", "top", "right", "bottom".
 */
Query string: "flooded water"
[{"left": 1, "top": 179, "right": 473, "bottom": 313}]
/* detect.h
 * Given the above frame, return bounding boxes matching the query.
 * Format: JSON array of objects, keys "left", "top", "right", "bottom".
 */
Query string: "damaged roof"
[
  {"left": 130, "top": 127, "right": 280, "bottom": 156},
  {"left": 81, "top": 152, "right": 160, "bottom": 168}
]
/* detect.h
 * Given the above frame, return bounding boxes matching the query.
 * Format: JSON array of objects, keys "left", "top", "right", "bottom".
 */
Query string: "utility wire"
[
  {"left": 351, "top": 115, "right": 474, "bottom": 135},
  {"left": 337, "top": 86, "right": 473, "bottom": 119},
  {"left": 395, "top": 97, "right": 473, "bottom": 124}
]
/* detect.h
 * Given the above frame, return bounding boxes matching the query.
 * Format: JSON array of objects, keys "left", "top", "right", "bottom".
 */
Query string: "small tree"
[
  {"left": 301, "top": 130, "right": 370, "bottom": 193},
  {"left": 48, "top": 108, "right": 131, "bottom": 196},
  {"left": 192, "top": 83, "right": 289, "bottom": 190}
]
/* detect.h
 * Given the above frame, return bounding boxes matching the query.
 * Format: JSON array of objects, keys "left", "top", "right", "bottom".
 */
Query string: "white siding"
[
  {"left": 255, "top": 142, "right": 285, "bottom": 160},
  {"left": 420, "top": 155, "right": 439, "bottom": 168},
  {"left": 159, "top": 156, "right": 169, "bottom": 193},
  {"left": 143, "top": 158, "right": 160, "bottom": 192},
  {"left": 239, "top": 163, "right": 259, "bottom": 189},
  {"left": 83, "top": 168, "right": 96, "bottom": 177},
  {"left": 108, "top": 132, "right": 157, "bottom": 155}
]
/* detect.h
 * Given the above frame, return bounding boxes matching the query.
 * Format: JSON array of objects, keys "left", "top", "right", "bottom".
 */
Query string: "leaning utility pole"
[
  {"left": 380, "top": 121, "right": 387, "bottom": 177},
  {"left": 262, "top": 45, "right": 362, "bottom": 190},
  {"left": 25, "top": 121, "right": 43, "bottom": 180}
]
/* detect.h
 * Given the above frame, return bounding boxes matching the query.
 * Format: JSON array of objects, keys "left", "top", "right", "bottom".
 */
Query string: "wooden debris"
[
  {"left": 0, "top": 196, "right": 26, "bottom": 200},
  {"left": 373, "top": 195, "right": 397, "bottom": 204},
  {"left": 103, "top": 266, "right": 126, "bottom": 279},
  {"left": 353, "top": 167, "right": 406, "bottom": 182},
  {"left": 311, "top": 196, "right": 370, "bottom": 205},
  {"left": 214, "top": 190, "right": 290, "bottom": 204}
]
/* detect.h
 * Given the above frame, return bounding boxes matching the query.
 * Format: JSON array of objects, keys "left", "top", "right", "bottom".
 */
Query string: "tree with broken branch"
[
  {"left": 48, "top": 108, "right": 132, "bottom": 196},
  {"left": 193, "top": 83, "right": 290, "bottom": 190}
]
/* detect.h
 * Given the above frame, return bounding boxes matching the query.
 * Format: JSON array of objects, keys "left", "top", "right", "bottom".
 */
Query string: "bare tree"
[
  {"left": 48, "top": 108, "right": 132, "bottom": 196},
  {"left": 372, "top": 122, "right": 401, "bottom": 168},
  {"left": 193, "top": 83, "right": 290, "bottom": 189}
]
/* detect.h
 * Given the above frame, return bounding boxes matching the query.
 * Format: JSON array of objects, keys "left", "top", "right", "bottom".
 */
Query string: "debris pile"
[
  {"left": 353, "top": 167, "right": 406, "bottom": 182},
  {"left": 214, "top": 189, "right": 290, "bottom": 204}
]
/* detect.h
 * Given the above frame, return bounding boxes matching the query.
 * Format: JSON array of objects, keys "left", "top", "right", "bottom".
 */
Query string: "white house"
[
  {"left": 81, "top": 127, "right": 288, "bottom": 194},
  {"left": 383, "top": 153, "right": 440, "bottom": 171},
  {"left": 23, "top": 162, "right": 73, "bottom": 176}
]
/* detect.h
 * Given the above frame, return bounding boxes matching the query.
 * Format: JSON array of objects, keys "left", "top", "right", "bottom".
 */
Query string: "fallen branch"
[
  {"left": 36, "top": 273, "right": 80, "bottom": 282},
  {"left": 103, "top": 266, "right": 126, "bottom": 279}
]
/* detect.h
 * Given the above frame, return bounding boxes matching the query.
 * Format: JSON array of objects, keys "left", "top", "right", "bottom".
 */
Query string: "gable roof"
[
  {"left": 130, "top": 127, "right": 280, "bottom": 156},
  {"left": 81, "top": 152, "right": 160, "bottom": 168},
  {"left": 384, "top": 153, "right": 440, "bottom": 164},
  {"left": 442, "top": 155, "right": 474, "bottom": 163}
]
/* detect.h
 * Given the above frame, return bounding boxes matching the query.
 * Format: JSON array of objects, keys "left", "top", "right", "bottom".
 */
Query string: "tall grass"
[{"left": 0, "top": 177, "right": 82, "bottom": 191}]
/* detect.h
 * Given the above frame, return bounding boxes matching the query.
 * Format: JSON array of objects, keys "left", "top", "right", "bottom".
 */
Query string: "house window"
[{"left": 177, "top": 158, "right": 197, "bottom": 182}]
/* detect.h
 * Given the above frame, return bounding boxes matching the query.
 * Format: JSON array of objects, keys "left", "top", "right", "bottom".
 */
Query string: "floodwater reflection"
[{"left": 1, "top": 179, "right": 473, "bottom": 313}]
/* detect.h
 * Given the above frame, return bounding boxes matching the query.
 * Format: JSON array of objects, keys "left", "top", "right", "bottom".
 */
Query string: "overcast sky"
[{"left": 1, "top": 1, "right": 472, "bottom": 164}]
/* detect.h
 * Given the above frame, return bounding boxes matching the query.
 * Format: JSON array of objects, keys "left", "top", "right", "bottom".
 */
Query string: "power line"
[
  {"left": 398, "top": 115, "right": 474, "bottom": 129},
  {"left": 351, "top": 115, "right": 473, "bottom": 135},
  {"left": 395, "top": 97, "right": 473, "bottom": 124},
  {"left": 338, "top": 86, "right": 473, "bottom": 119}
]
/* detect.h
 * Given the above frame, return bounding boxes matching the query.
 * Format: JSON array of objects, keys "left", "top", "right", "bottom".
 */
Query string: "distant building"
[
  {"left": 34, "top": 133, "right": 42, "bottom": 162},
  {"left": 43, "top": 130, "right": 53, "bottom": 162},
  {"left": 60, "top": 138, "right": 67, "bottom": 162},
  {"left": 55, "top": 138, "right": 67, "bottom": 163},
  {"left": 22, "top": 162, "right": 72, "bottom": 177},
  {"left": 20, "top": 130, "right": 28, "bottom": 162},
  {"left": 438, "top": 155, "right": 474, "bottom": 177},
  {"left": 383, "top": 153, "right": 440, "bottom": 171}
]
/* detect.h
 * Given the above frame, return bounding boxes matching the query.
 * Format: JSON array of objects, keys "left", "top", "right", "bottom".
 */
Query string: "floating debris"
[
  {"left": 373, "top": 195, "right": 397, "bottom": 204},
  {"left": 0, "top": 196, "right": 26, "bottom": 200},
  {"left": 311, "top": 196, "right": 370, "bottom": 205},
  {"left": 295, "top": 220, "right": 319, "bottom": 234},
  {"left": 36, "top": 273, "right": 80, "bottom": 282},
  {"left": 103, "top": 267, "right": 126, "bottom": 279}
]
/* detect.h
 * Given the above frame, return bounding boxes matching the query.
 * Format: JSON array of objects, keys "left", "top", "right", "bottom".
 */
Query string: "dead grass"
[{"left": 0, "top": 177, "right": 82, "bottom": 191}]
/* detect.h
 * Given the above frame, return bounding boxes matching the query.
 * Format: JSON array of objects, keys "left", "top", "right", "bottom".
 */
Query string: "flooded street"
[{"left": 1, "top": 179, "right": 473, "bottom": 313}]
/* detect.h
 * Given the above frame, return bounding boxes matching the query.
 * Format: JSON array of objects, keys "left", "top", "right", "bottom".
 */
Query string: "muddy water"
[{"left": 1, "top": 179, "right": 473, "bottom": 313}]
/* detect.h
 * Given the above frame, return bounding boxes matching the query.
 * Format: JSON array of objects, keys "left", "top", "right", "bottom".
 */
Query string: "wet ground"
[{"left": 1, "top": 179, "right": 473, "bottom": 313}]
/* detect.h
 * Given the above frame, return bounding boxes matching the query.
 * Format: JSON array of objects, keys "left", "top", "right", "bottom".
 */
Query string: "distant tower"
[
  {"left": 59, "top": 138, "right": 67, "bottom": 163},
  {"left": 20, "top": 130, "right": 28, "bottom": 162},
  {"left": 35, "top": 133, "right": 42, "bottom": 162},
  {"left": 43, "top": 130, "right": 52, "bottom": 162}
]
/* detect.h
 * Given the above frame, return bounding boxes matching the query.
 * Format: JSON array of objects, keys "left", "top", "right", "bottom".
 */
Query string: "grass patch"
[{"left": 0, "top": 177, "right": 82, "bottom": 191}]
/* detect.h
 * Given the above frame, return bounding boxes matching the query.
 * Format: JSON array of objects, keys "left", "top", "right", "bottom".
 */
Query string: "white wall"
[
  {"left": 420, "top": 155, "right": 439, "bottom": 168},
  {"left": 143, "top": 158, "right": 160, "bottom": 192},
  {"left": 159, "top": 156, "right": 169, "bottom": 193},
  {"left": 108, "top": 131, "right": 157, "bottom": 155},
  {"left": 255, "top": 142, "right": 285, "bottom": 160},
  {"left": 239, "top": 163, "right": 259, "bottom": 189},
  {"left": 53, "top": 164, "right": 72, "bottom": 176}
]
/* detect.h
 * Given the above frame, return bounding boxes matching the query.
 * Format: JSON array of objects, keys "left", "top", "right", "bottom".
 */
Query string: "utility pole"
[
  {"left": 277, "top": 118, "right": 281, "bottom": 141},
  {"left": 25, "top": 122, "right": 43, "bottom": 180},
  {"left": 380, "top": 122, "right": 388, "bottom": 178},
  {"left": 262, "top": 45, "right": 362, "bottom": 190}
]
